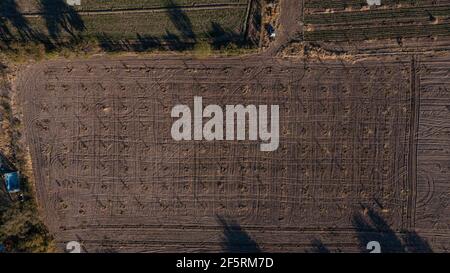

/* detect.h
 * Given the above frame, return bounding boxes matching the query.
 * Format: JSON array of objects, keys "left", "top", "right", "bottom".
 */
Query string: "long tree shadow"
[
  {"left": 308, "top": 238, "right": 330, "bottom": 253},
  {"left": 96, "top": 32, "right": 163, "bottom": 52},
  {"left": 135, "top": 33, "right": 161, "bottom": 51},
  {"left": 162, "top": 30, "right": 188, "bottom": 51},
  {"left": 0, "top": 181, "right": 10, "bottom": 208},
  {"left": 97, "top": 0, "right": 193, "bottom": 52},
  {"left": 0, "top": 7, "right": 14, "bottom": 44},
  {"left": 401, "top": 231, "right": 433, "bottom": 253},
  {"left": 0, "top": 151, "right": 17, "bottom": 174},
  {"left": 352, "top": 207, "right": 433, "bottom": 253},
  {"left": 39, "top": 0, "right": 85, "bottom": 42},
  {"left": 95, "top": 32, "right": 131, "bottom": 52},
  {"left": 166, "top": 0, "right": 196, "bottom": 43},
  {"left": 208, "top": 22, "right": 244, "bottom": 49},
  {"left": 1, "top": 0, "right": 251, "bottom": 53},
  {"left": 306, "top": 207, "right": 433, "bottom": 253},
  {"left": 0, "top": 152, "right": 12, "bottom": 207},
  {"left": 217, "top": 215, "right": 260, "bottom": 253},
  {"left": 0, "top": 0, "right": 39, "bottom": 46}
]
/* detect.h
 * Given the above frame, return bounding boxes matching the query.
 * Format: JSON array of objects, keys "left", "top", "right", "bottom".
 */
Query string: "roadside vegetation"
[
  {"left": 0, "top": 67, "right": 55, "bottom": 252},
  {"left": 0, "top": 0, "right": 260, "bottom": 60}
]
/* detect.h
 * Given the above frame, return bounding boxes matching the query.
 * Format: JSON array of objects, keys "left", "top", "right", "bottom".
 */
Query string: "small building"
[{"left": 4, "top": 172, "right": 20, "bottom": 193}]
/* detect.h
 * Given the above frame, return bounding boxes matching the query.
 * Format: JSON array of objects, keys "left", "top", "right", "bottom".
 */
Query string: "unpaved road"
[{"left": 265, "top": 0, "right": 303, "bottom": 55}]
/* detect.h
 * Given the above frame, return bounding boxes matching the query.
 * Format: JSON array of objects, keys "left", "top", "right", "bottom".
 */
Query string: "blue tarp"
[{"left": 5, "top": 172, "right": 20, "bottom": 193}]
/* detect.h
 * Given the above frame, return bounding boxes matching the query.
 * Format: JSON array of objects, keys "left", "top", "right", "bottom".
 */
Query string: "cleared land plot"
[
  {"left": 18, "top": 56, "right": 439, "bottom": 252},
  {"left": 414, "top": 55, "right": 450, "bottom": 251}
]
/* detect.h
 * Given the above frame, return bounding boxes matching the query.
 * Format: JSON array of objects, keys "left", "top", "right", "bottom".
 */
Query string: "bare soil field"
[
  {"left": 15, "top": 54, "right": 450, "bottom": 252},
  {"left": 414, "top": 55, "right": 450, "bottom": 251}
]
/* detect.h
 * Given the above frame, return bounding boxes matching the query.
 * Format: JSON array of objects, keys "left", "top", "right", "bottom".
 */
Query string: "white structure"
[
  {"left": 367, "top": 0, "right": 381, "bottom": 6},
  {"left": 66, "top": 0, "right": 81, "bottom": 6}
]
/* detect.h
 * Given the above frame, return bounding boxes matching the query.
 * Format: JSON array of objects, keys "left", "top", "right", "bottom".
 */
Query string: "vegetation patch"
[{"left": 0, "top": 65, "right": 54, "bottom": 252}]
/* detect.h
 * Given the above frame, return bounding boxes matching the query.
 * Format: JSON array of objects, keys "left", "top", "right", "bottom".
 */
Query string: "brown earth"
[
  {"left": 15, "top": 53, "right": 449, "bottom": 252},
  {"left": 8, "top": 0, "right": 450, "bottom": 253}
]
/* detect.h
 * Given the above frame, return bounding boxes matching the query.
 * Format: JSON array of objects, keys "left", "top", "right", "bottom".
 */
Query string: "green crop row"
[
  {"left": 14, "top": 0, "right": 247, "bottom": 14},
  {"left": 304, "top": 0, "right": 432, "bottom": 9},
  {"left": 305, "top": 6, "right": 450, "bottom": 25},
  {"left": 78, "top": 0, "right": 247, "bottom": 10},
  {"left": 16, "top": 7, "right": 247, "bottom": 41},
  {"left": 304, "top": 22, "right": 450, "bottom": 41}
]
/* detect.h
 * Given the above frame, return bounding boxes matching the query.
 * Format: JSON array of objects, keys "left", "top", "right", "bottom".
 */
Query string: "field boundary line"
[
  {"left": 19, "top": 3, "right": 249, "bottom": 17},
  {"left": 242, "top": 0, "right": 254, "bottom": 38},
  {"left": 407, "top": 55, "right": 419, "bottom": 230}
]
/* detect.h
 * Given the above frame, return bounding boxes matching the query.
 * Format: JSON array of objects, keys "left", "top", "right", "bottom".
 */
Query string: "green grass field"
[
  {"left": 1, "top": 0, "right": 252, "bottom": 51},
  {"left": 77, "top": 0, "right": 247, "bottom": 10},
  {"left": 23, "top": 7, "right": 247, "bottom": 40}
]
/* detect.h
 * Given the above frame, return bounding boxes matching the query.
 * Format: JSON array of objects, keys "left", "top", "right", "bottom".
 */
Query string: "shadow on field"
[
  {"left": 308, "top": 238, "right": 330, "bottom": 253},
  {"left": 352, "top": 207, "right": 404, "bottom": 252},
  {"left": 0, "top": 179, "right": 10, "bottom": 208},
  {"left": 166, "top": 0, "right": 196, "bottom": 43},
  {"left": 40, "top": 0, "right": 85, "bottom": 41},
  {"left": 136, "top": 33, "right": 162, "bottom": 51},
  {"left": 352, "top": 207, "right": 433, "bottom": 253},
  {"left": 217, "top": 216, "right": 260, "bottom": 253},
  {"left": 208, "top": 22, "right": 243, "bottom": 49},
  {"left": 95, "top": 33, "right": 133, "bottom": 52},
  {"left": 0, "top": 0, "right": 38, "bottom": 46},
  {"left": 0, "top": 0, "right": 81, "bottom": 49},
  {"left": 306, "top": 207, "right": 433, "bottom": 253},
  {"left": 96, "top": 31, "right": 198, "bottom": 52},
  {"left": 1, "top": 0, "right": 252, "bottom": 53},
  {"left": 96, "top": 1, "right": 249, "bottom": 52},
  {"left": 163, "top": 30, "right": 190, "bottom": 51},
  {"left": 94, "top": 0, "right": 198, "bottom": 53},
  {"left": 96, "top": 32, "right": 165, "bottom": 52}
]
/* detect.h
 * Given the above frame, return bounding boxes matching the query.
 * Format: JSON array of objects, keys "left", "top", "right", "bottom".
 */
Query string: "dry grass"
[{"left": 0, "top": 61, "right": 55, "bottom": 253}]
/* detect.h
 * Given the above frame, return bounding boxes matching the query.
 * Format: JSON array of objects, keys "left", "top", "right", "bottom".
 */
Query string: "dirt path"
[{"left": 265, "top": 0, "right": 303, "bottom": 56}]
